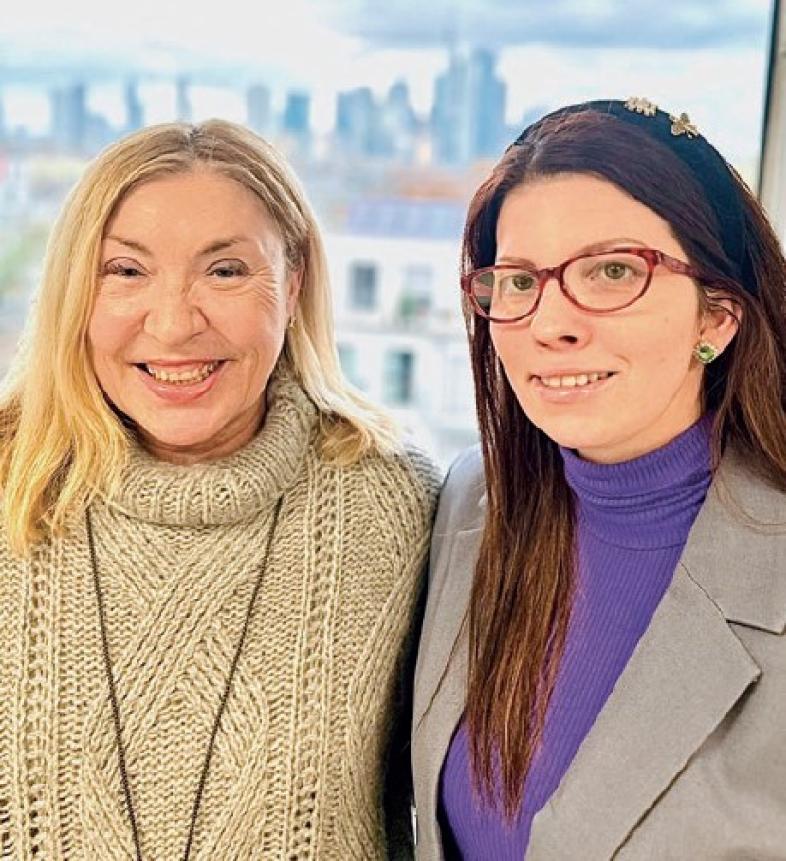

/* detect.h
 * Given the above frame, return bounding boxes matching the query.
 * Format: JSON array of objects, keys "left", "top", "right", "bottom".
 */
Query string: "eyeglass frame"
[{"left": 461, "top": 247, "right": 713, "bottom": 324}]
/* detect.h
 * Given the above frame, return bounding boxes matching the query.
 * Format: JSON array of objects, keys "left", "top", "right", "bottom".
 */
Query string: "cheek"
[
  {"left": 214, "top": 294, "right": 288, "bottom": 358},
  {"left": 87, "top": 300, "right": 139, "bottom": 364},
  {"left": 629, "top": 309, "right": 698, "bottom": 378},
  {"left": 490, "top": 323, "right": 532, "bottom": 391}
]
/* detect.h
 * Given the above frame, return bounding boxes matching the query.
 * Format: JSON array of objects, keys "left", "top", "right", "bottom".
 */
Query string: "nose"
[
  {"left": 143, "top": 279, "right": 208, "bottom": 346},
  {"left": 528, "top": 275, "right": 591, "bottom": 349}
]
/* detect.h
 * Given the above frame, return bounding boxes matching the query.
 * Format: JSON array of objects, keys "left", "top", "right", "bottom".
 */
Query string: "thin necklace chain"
[{"left": 86, "top": 497, "right": 283, "bottom": 861}]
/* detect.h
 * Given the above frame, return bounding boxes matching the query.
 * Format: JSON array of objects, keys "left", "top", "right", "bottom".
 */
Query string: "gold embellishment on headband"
[
  {"left": 669, "top": 112, "right": 699, "bottom": 138},
  {"left": 624, "top": 97, "right": 658, "bottom": 117}
]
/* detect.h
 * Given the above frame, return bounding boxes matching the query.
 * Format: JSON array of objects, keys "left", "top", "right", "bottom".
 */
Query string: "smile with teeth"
[
  {"left": 143, "top": 361, "right": 220, "bottom": 384},
  {"left": 537, "top": 371, "right": 614, "bottom": 389}
]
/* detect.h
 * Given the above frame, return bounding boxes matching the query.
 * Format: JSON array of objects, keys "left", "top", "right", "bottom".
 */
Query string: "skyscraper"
[
  {"left": 283, "top": 91, "right": 310, "bottom": 138},
  {"left": 175, "top": 77, "right": 192, "bottom": 123},
  {"left": 247, "top": 84, "right": 272, "bottom": 135},
  {"left": 50, "top": 83, "right": 88, "bottom": 152},
  {"left": 382, "top": 80, "right": 418, "bottom": 161},
  {"left": 336, "top": 87, "right": 376, "bottom": 155},
  {"left": 468, "top": 49, "right": 506, "bottom": 159},
  {"left": 125, "top": 80, "right": 144, "bottom": 133},
  {"left": 431, "top": 47, "right": 506, "bottom": 165}
]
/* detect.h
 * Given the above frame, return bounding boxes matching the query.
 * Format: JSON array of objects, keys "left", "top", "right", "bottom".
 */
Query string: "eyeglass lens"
[{"left": 471, "top": 252, "right": 651, "bottom": 318}]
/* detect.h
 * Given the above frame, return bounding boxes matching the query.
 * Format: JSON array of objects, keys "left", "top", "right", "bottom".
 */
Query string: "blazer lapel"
[
  {"left": 412, "top": 526, "right": 481, "bottom": 859},
  {"left": 527, "top": 564, "right": 761, "bottom": 860},
  {"left": 529, "top": 453, "right": 786, "bottom": 860},
  {"left": 413, "top": 526, "right": 481, "bottom": 730}
]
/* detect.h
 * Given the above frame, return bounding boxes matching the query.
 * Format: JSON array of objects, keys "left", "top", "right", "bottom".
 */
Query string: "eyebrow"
[
  {"left": 497, "top": 237, "right": 648, "bottom": 267},
  {"left": 102, "top": 235, "right": 252, "bottom": 257}
]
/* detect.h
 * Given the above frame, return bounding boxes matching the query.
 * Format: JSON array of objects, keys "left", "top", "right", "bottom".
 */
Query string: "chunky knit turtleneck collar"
[
  {"left": 560, "top": 414, "right": 713, "bottom": 550},
  {"left": 104, "top": 365, "right": 318, "bottom": 527}
]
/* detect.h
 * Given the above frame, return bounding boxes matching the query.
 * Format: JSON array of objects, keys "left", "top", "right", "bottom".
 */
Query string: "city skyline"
[
  {"left": 0, "top": 0, "right": 774, "bottom": 156},
  {"left": 0, "top": 49, "right": 517, "bottom": 168}
]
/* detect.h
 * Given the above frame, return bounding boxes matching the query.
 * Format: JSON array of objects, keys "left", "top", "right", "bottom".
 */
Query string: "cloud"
[{"left": 312, "top": 0, "right": 772, "bottom": 50}]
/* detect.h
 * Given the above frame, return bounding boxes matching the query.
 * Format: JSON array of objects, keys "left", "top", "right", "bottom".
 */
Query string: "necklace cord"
[
  {"left": 88, "top": 496, "right": 284, "bottom": 861},
  {"left": 87, "top": 506, "right": 143, "bottom": 861}
]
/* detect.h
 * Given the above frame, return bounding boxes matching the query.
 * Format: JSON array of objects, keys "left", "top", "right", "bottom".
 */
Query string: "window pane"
[
  {"left": 383, "top": 350, "right": 415, "bottom": 405},
  {"left": 348, "top": 262, "right": 378, "bottom": 311}
]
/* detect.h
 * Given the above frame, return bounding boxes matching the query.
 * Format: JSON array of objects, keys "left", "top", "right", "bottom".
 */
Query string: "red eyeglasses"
[{"left": 462, "top": 247, "right": 708, "bottom": 323}]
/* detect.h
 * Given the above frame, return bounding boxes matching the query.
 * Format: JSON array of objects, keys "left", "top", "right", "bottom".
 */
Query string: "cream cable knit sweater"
[{"left": 0, "top": 370, "right": 440, "bottom": 860}]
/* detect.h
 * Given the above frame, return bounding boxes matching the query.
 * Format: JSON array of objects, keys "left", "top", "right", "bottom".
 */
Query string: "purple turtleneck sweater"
[{"left": 439, "top": 416, "right": 713, "bottom": 860}]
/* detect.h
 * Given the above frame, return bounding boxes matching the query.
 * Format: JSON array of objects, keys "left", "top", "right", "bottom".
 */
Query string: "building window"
[
  {"left": 349, "top": 261, "right": 378, "bottom": 310},
  {"left": 398, "top": 264, "right": 433, "bottom": 321},
  {"left": 383, "top": 350, "right": 415, "bottom": 405}
]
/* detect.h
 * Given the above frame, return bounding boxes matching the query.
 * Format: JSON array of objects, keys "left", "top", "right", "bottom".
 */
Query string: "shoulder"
[
  {"left": 713, "top": 449, "right": 786, "bottom": 520},
  {"left": 682, "top": 447, "right": 786, "bottom": 636},
  {"left": 325, "top": 439, "right": 443, "bottom": 542},
  {"left": 433, "top": 443, "right": 485, "bottom": 538}
]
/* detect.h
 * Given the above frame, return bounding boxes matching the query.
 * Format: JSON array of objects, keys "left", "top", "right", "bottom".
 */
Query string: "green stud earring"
[{"left": 693, "top": 341, "right": 719, "bottom": 365}]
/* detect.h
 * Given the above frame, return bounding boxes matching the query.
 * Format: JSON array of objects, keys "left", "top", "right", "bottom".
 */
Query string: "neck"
[{"left": 560, "top": 412, "right": 714, "bottom": 550}]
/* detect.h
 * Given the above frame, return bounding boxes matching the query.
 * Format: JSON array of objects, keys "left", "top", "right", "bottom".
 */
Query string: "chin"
[
  {"left": 141, "top": 425, "right": 218, "bottom": 451},
  {"left": 530, "top": 411, "right": 618, "bottom": 453}
]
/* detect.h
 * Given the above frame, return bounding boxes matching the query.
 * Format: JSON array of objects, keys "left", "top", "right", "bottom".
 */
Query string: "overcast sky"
[{"left": 0, "top": 0, "right": 774, "bottom": 172}]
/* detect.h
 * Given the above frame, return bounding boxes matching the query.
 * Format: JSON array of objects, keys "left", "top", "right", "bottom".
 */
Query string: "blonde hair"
[{"left": 0, "top": 119, "right": 400, "bottom": 554}]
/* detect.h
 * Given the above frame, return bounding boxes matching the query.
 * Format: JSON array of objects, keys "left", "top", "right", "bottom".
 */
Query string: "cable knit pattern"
[{"left": 0, "top": 368, "right": 440, "bottom": 860}]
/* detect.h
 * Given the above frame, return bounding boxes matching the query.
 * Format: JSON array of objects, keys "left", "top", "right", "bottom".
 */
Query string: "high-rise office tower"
[
  {"left": 282, "top": 91, "right": 310, "bottom": 138},
  {"left": 125, "top": 80, "right": 144, "bottom": 132},
  {"left": 431, "top": 47, "right": 506, "bottom": 165},
  {"left": 247, "top": 83, "right": 272, "bottom": 134},
  {"left": 51, "top": 83, "right": 88, "bottom": 152},
  {"left": 336, "top": 87, "right": 376, "bottom": 154},
  {"left": 175, "top": 77, "right": 192, "bottom": 123}
]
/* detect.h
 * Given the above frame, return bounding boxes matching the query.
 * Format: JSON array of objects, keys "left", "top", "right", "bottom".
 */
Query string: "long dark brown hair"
[{"left": 463, "top": 110, "right": 786, "bottom": 817}]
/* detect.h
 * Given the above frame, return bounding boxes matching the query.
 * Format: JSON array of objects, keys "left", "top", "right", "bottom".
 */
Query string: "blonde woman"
[{"left": 0, "top": 120, "right": 438, "bottom": 860}]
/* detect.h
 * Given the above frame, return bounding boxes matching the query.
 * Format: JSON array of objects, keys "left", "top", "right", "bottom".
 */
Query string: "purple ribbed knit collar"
[{"left": 559, "top": 414, "right": 714, "bottom": 551}]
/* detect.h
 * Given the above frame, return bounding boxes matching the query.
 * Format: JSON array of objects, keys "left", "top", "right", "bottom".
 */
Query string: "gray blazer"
[{"left": 412, "top": 445, "right": 786, "bottom": 860}]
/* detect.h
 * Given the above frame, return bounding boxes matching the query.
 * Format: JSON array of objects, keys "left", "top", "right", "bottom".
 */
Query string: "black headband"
[{"left": 509, "top": 97, "right": 753, "bottom": 295}]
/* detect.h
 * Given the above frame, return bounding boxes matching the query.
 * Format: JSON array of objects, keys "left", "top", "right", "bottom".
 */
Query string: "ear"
[
  {"left": 285, "top": 266, "right": 303, "bottom": 318},
  {"left": 699, "top": 293, "right": 741, "bottom": 355}
]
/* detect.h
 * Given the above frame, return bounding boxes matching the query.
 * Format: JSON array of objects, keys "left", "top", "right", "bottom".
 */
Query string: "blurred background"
[{"left": 0, "top": 0, "right": 781, "bottom": 467}]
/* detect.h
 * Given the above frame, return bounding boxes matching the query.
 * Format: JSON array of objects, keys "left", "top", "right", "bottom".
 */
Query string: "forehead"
[
  {"left": 104, "top": 169, "right": 280, "bottom": 249},
  {"left": 496, "top": 173, "right": 681, "bottom": 260}
]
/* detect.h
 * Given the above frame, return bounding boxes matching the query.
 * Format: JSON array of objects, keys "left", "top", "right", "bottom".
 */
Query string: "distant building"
[
  {"left": 283, "top": 91, "right": 310, "bottom": 138},
  {"left": 381, "top": 80, "right": 418, "bottom": 161},
  {"left": 246, "top": 84, "right": 272, "bottom": 135},
  {"left": 175, "top": 77, "right": 192, "bottom": 123},
  {"left": 124, "top": 81, "right": 144, "bottom": 133},
  {"left": 336, "top": 87, "right": 377, "bottom": 155},
  {"left": 335, "top": 81, "right": 419, "bottom": 161},
  {"left": 325, "top": 197, "right": 477, "bottom": 467},
  {"left": 431, "top": 47, "right": 507, "bottom": 165},
  {"left": 50, "top": 83, "right": 88, "bottom": 152}
]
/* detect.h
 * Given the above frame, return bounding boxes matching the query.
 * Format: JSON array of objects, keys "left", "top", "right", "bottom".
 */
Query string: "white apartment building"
[{"left": 323, "top": 198, "right": 478, "bottom": 469}]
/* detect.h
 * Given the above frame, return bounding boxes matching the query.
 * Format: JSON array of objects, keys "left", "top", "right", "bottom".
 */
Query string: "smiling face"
[
  {"left": 491, "top": 173, "right": 737, "bottom": 463},
  {"left": 89, "top": 169, "right": 300, "bottom": 464}
]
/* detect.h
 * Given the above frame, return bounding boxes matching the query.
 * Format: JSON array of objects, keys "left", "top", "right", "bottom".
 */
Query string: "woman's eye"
[
  {"left": 602, "top": 262, "right": 631, "bottom": 280},
  {"left": 208, "top": 261, "right": 248, "bottom": 278},
  {"left": 504, "top": 272, "right": 537, "bottom": 292},
  {"left": 102, "top": 262, "right": 143, "bottom": 278}
]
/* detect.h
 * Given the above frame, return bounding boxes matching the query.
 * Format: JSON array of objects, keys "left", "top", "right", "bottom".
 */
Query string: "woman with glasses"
[{"left": 412, "top": 98, "right": 786, "bottom": 859}]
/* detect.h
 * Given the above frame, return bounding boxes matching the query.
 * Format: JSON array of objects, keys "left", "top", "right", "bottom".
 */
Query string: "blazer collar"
[
  {"left": 528, "top": 452, "right": 785, "bottom": 859},
  {"left": 679, "top": 450, "right": 786, "bottom": 633}
]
